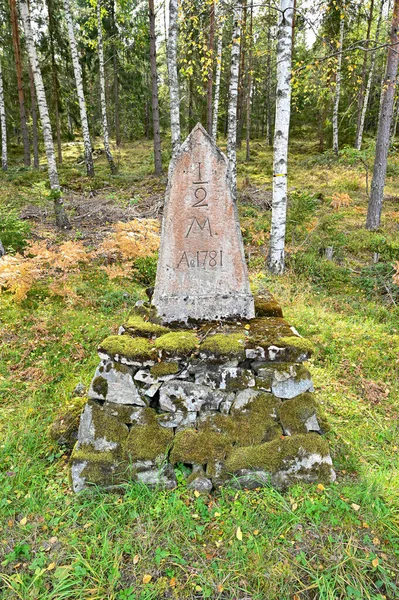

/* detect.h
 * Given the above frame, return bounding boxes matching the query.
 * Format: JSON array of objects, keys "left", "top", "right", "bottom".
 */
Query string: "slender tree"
[
  {"left": 366, "top": 0, "right": 399, "bottom": 230},
  {"left": 0, "top": 57, "right": 7, "bottom": 171},
  {"left": 268, "top": 0, "right": 294, "bottom": 275},
  {"left": 97, "top": 0, "right": 116, "bottom": 173},
  {"left": 245, "top": 0, "right": 253, "bottom": 161},
  {"left": 354, "top": 0, "right": 374, "bottom": 149},
  {"left": 211, "top": 1, "right": 223, "bottom": 139},
  {"left": 63, "top": 0, "right": 94, "bottom": 176},
  {"left": 227, "top": 0, "right": 242, "bottom": 201},
  {"left": 46, "top": 0, "right": 63, "bottom": 164},
  {"left": 148, "top": 0, "right": 163, "bottom": 175},
  {"left": 28, "top": 64, "right": 39, "bottom": 168},
  {"left": 9, "top": 0, "right": 30, "bottom": 166},
  {"left": 19, "top": 0, "right": 70, "bottom": 228},
  {"left": 206, "top": 0, "right": 215, "bottom": 135},
  {"left": 109, "top": 0, "right": 121, "bottom": 147},
  {"left": 237, "top": 0, "right": 247, "bottom": 147},
  {"left": 332, "top": 14, "right": 344, "bottom": 155},
  {"left": 167, "top": 0, "right": 181, "bottom": 155}
]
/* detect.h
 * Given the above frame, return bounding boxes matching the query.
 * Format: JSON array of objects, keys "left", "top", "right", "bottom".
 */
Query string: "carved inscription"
[
  {"left": 185, "top": 217, "right": 212, "bottom": 238},
  {"left": 177, "top": 250, "right": 223, "bottom": 269}
]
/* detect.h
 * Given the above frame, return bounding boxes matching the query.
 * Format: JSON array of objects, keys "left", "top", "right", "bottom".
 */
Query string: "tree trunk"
[
  {"left": 148, "top": 0, "right": 163, "bottom": 175},
  {"left": 237, "top": 0, "right": 247, "bottom": 148},
  {"left": 211, "top": 4, "right": 223, "bottom": 140},
  {"left": 366, "top": 0, "right": 399, "bottom": 230},
  {"left": 268, "top": 0, "right": 294, "bottom": 275},
  {"left": 266, "top": 4, "right": 273, "bottom": 147},
  {"left": 391, "top": 88, "right": 399, "bottom": 141},
  {"left": 227, "top": 0, "right": 242, "bottom": 201},
  {"left": 332, "top": 16, "right": 344, "bottom": 155},
  {"left": 167, "top": 0, "right": 181, "bottom": 155},
  {"left": 19, "top": 0, "right": 71, "bottom": 229},
  {"left": 63, "top": 0, "right": 95, "bottom": 176},
  {"left": 206, "top": 0, "right": 215, "bottom": 135},
  {"left": 0, "top": 59, "right": 7, "bottom": 171},
  {"left": 110, "top": 0, "right": 121, "bottom": 147},
  {"left": 97, "top": 0, "right": 117, "bottom": 174},
  {"left": 245, "top": 0, "right": 253, "bottom": 161},
  {"left": 28, "top": 64, "right": 39, "bottom": 168},
  {"left": 9, "top": 0, "right": 30, "bottom": 166},
  {"left": 354, "top": 0, "right": 374, "bottom": 149},
  {"left": 46, "top": 0, "right": 62, "bottom": 164}
]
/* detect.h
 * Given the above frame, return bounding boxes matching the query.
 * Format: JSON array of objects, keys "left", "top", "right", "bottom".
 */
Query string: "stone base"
[{"left": 69, "top": 297, "right": 335, "bottom": 492}]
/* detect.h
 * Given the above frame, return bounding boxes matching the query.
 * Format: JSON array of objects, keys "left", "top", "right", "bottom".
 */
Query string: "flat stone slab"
[{"left": 152, "top": 123, "right": 254, "bottom": 322}]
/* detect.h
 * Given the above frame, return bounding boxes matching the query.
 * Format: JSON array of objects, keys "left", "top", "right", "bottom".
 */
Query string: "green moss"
[
  {"left": 200, "top": 332, "right": 246, "bottom": 357},
  {"left": 99, "top": 335, "right": 154, "bottom": 361},
  {"left": 277, "top": 336, "right": 315, "bottom": 356},
  {"left": 92, "top": 376, "right": 108, "bottom": 398},
  {"left": 278, "top": 393, "right": 317, "bottom": 435},
  {"left": 170, "top": 429, "right": 231, "bottom": 465},
  {"left": 124, "top": 315, "right": 170, "bottom": 337},
  {"left": 154, "top": 331, "right": 198, "bottom": 356},
  {"left": 70, "top": 446, "right": 126, "bottom": 487},
  {"left": 124, "top": 409, "right": 174, "bottom": 460},
  {"left": 150, "top": 361, "right": 179, "bottom": 378},
  {"left": 82, "top": 400, "right": 129, "bottom": 451},
  {"left": 254, "top": 296, "right": 283, "bottom": 318},
  {"left": 246, "top": 318, "right": 294, "bottom": 347},
  {"left": 226, "top": 433, "right": 330, "bottom": 473},
  {"left": 112, "top": 362, "right": 130, "bottom": 374},
  {"left": 50, "top": 396, "right": 86, "bottom": 449}
]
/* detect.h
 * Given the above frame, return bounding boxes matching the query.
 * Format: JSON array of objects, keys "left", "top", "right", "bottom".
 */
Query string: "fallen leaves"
[
  {"left": 19, "top": 517, "right": 27, "bottom": 526},
  {"left": 142, "top": 574, "right": 152, "bottom": 584},
  {"left": 236, "top": 527, "right": 243, "bottom": 541}
]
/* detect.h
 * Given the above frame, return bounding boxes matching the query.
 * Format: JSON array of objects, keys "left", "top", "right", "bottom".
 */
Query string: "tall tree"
[
  {"left": 148, "top": 0, "right": 163, "bottom": 175},
  {"left": 19, "top": 0, "right": 70, "bottom": 228},
  {"left": 9, "top": 0, "right": 30, "bottom": 166},
  {"left": 268, "top": 0, "right": 294, "bottom": 275},
  {"left": 354, "top": 0, "right": 374, "bottom": 149},
  {"left": 63, "top": 0, "right": 95, "bottom": 176},
  {"left": 211, "top": 1, "right": 223, "bottom": 139},
  {"left": 28, "top": 64, "right": 39, "bottom": 168},
  {"left": 206, "top": 0, "right": 215, "bottom": 135},
  {"left": 245, "top": 0, "right": 253, "bottom": 161},
  {"left": 46, "top": 0, "right": 63, "bottom": 164},
  {"left": 332, "top": 14, "right": 344, "bottom": 155},
  {"left": 0, "top": 57, "right": 7, "bottom": 171},
  {"left": 97, "top": 0, "right": 116, "bottom": 173},
  {"left": 167, "top": 0, "right": 181, "bottom": 155},
  {"left": 366, "top": 0, "right": 399, "bottom": 230},
  {"left": 109, "top": 0, "right": 121, "bottom": 147},
  {"left": 227, "top": 0, "right": 242, "bottom": 201}
]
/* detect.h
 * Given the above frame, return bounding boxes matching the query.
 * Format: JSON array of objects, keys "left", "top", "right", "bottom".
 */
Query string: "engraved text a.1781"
[{"left": 177, "top": 250, "right": 223, "bottom": 269}]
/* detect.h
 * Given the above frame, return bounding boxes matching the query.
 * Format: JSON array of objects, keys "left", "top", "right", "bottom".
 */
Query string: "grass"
[{"left": 0, "top": 132, "right": 399, "bottom": 599}]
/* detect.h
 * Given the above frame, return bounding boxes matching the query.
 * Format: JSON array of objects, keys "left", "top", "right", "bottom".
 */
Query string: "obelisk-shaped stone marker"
[{"left": 153, "top": 123, "right": 255, "bottom": 322}]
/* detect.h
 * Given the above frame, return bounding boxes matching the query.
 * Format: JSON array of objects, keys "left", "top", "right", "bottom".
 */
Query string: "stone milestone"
[{"left": 152, "top": 123, "right": 255, "bottom": 323}]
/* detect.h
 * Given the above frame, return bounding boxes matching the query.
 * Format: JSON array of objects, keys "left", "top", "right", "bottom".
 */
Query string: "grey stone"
[
  {"left": 73, "top": 382, "right": 86, "bottom": 396},
  {"left": 195, "top": 367, "right": 255, "bottom": 391},
  {"left": 159, "top": 380, "right": 227, "bottom": 413},
  {"left": 230, "top": 469, "right": 271, "bottom": 489},
  {"left": 245, "top": 347, "right": 266, "bottom": 360},
  {"left": 304, "top": 413, "right": 321, "bottom": 433},
  {"left": 135, "top": 462, "right": 177, "bottom": 489},
  {"left": 271, "top": 452, "right": 335, "bottom": 490},
  {"left": 157, "top": 410, "right": 197, "bottom": 429},
  {"left": 134, "top": 370, "right": 156, "bottom": 386},
  {"left": 88, "top": 360, "right": 146, "bottom": 406},
  {"left": 144, "top": 383, "right": 161, "bottom": 397},
  {"left": 77, "top": 403, "right": 128, "bottom": 452},
  {"left": 232, "top": 389, "right": 259, "bottom": 411},
  {"left": 71, "top": 461, "right": 88, "bottom": 493},
  {"left": 152, "top": 124, "right": 255, "bottom": 323},
  {"left": 272, "top": 368, "right": 314, "bottom": 399},
  {"left": 188, "top": 477, "right": 213, "bottom": 493}
]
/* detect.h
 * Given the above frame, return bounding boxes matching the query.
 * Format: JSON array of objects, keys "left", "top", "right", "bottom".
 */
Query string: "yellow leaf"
[
  {"left": 19, "top": 517, "right": 27, "bottom": 526},
  {"left": 373, "top": 537, "right": 381, "bottom": 546},
  {"left": 217, "top": 584, "right": 224, "bottom": 592},
  {"left": 133, "top": 554, "right": 140, "bottom": 565},
  {"left": 254, "top": 530, "right": 259, "bottom": 536},
  {"left": 351, "top": 503, "right": 360, "bottom": 512},
  {"left": 47, "top": 562, "right": 56, "bottom": 571},
  {"left": 236, "top": 526, "right": 243, "bottom": 541},
  {"left": 372, "top": 558, "right": 379, "bottom": 568},
  {"left": 292, "top": 503, "right": 298, "bottom": 511},
  {"left": 194, "top": 490, "right": 200, "bottom": 498},
  {"left": 169, "top": 577, "right": 177, "bottom": 587},
  {"left": 317, "top": 484, "right": 325, "bottom": 491},
  {"left": 214, "top": 512, "right": 220, "bottom": 517},
  {"left": 195, "top": 586, "right": 202, "bottom": 592},
  {"left": 143, "top": 574, "right": 152, "bottom": 584}
]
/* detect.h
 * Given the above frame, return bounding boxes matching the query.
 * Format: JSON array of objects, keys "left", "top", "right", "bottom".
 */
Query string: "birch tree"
[
  {"left": 268, "top": 0, "right": 294, "bottom": 275},
  {"left": 28, "top": 65, "right": 39, "bottom": 168},
  {"left": 245, "top": 0, "right": 254, "bottom": 161},
  {"left": 332, "top": 14, "right": 344, "bottom": 155},
  {"left": 211, "top": 2, "right": 224, "bottom": 139},
  {"left": 148, "top": 0, "right": 163, "bottom": 175},
  {"left": 366, "top": 0, "right": 399, "bottom": 230},
  {"left": 63, "top": 0, "right": 95, "bottom": 177},
  {"left": 97, "top": 0, "right": 117, "bottom": 174},
  {"left": 19, "top": 0, "right": 71, "bottom": 229},
  {"left": 227, "top": 0, "right": 242, "bottom": 201},
  {"left": 0, "top": 58, "right": 7, "bottom": 171},
  {"left": 206, "top": 0, "right": 215, "bottom": 135},
  {"left": 167, "top": 0, "right": 181, "bottom": 155}
]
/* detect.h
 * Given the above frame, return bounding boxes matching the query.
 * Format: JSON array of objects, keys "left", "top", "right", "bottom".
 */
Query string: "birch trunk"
[
  {"left": 268, "top": 0, "right": 294, "bottom": 275},
  {"left": 110, "top": 0, "right": 121, "bottom": 147},
  {"left": 354, "top": 0, "right": 374, "bottom": 149},
  {"left": 19, "top": 0, "right": 71, "bottom": 229},
  {"left": 97, "top": 0, "right": 117, "bottom": 174},
  {"left": 366, "top": 0, "right": 399, "bottom": 230},
  {"left": 356, "top": 0, "right": 385, "bottom": 150},
  {"left": 211, "top": 4, "right": 224, "bottom": 140},
  {"left": 0, "top": 59, "right": 7, "bottom": 171},
  {"left": 227, "top": 0, "right": 242, "bottom": 201},
  {"left": 63, "top": 0, "right": 95, "bottom": 176},
  {"left": 332, "top": 16, "right": 344, "bottom": 155},
  {"left": 167, "top": 0, "right": 181, "bottom": 155},
  {"left": 28, "top": 64, "right": 39, "bottom": 168},
  {"left": 206, "top": 0, "right": 215, "bottom": 135},
  {"left": 148, "top": 0, "right": 163, "bottom": 175},
  {"left": 46, "top": 0, "right": 62, "bottom": 164},
  {"left": 236, "top": 0, "right": 247, "bottom": 148},
  {"left": 245, "top": 0, "right": 253, "bottom": 161},
  {"left": 9, "top": 0, "right": 30, "bottom": 166}
]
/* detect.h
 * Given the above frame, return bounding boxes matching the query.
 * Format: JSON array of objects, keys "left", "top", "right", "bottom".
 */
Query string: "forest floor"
[{"left": 0, "top": 134, "right": 398, "bottom": 600}]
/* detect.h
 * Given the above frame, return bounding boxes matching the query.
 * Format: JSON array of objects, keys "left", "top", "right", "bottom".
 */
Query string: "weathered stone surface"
[
  {"left": 77, "top": 401, "right": 129, "bottom": 452},
  {"left": 278, "top": 394, "right": 320, "bottom": 436},
  {"left": 157, "top": 410, "right": 197, "bottom": 429},
  {"left": 188, "top": 477, "right": 213, "bottom": 493},
  {"left": 232, "top": 389, "right": 260, "bottom": 411},
  {"left": 152, "top": 123, "right": 254, "bottom": 323},
  {"left": 230, "top": 469, "right": 271, "bottom": 489},
  {"left": 159, "top": 380, "right": 228, "bottom": 412},
  {"left": 89, "top": 360, "right": 145, "bottom": 406},
  {"left": 195, "top": 366, "right": 255, "bottom": 391},
  {"left": 134, "top": 461, "right": 177, "bottom": 489},
  {"left": 271, "top": 367, "right": 314, "bottom": 399}
]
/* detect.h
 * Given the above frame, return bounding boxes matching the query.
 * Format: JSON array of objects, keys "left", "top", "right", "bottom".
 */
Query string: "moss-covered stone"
[
  {"left": 50, "top": 396, "right": 86, "bottom": 449},
  {"left": 124, "top": 315, "right": 170, "bottom": 338},
  {"left": 170, "top": 429, "right": 231, "bottom": 466},
  {"left": 99, "top": 335, "right": 155, "bottom": 361},
  {"left": 254, "top": 296, "right": 283, "bottom": 318},
  {"left": 199, "top": 332, "right": 246, "bottom": 358},
  {"left": 92, "top": 376, "right": 108, "bottom": 398},
  {"left": 70, "top": 446, "right": 127, "bottom": 489},
  {"left": 278, "top": 393, "right": 317, "bottom": 435},
  {"left": 150, "top": 361, "right": 179, "bottom": 378},
  {"left": 277, "top": 336, "right": 315, "bottom": 356},
  {"left": 225, "top": 433, "right": 330, "bottom": 473},
  {"left": 154, "top": 331, "right": 198, "bottom": 356},
  {"left": 124, "top": 409, "right": 174, "bottom": 460},
  {"left": 78, "top": 400, "right": 129, "bottom": 453},
  {"left": 245, "top": 318, "right": 294, "bottom": 347}
]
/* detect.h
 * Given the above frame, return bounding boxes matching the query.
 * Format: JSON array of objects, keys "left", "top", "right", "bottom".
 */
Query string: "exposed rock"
[
  {"left": 278, "top": 394, "right": 320, "bottom": 436},
  {"left": 272, "top": 366, "right": 314, "bottom": 399},
  {"left": 77, "top": 401, "right": 129, "bottom": 452},
  {"left": 159, "top": 380, "right": 227, "bottom": 412},
  {"left": 188, "top": 477, "right": 213, "bottom": 493},
  {"left": 232, "top": 389, "right": 260, "bottom": 410},
  {"left": 73, "top": 382, "right": 86, "bottom": 396},
  {"left": 89, "top": 360, "right": 145, "bottom": 406}
]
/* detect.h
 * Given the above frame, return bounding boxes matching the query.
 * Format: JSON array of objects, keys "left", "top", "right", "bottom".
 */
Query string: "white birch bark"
[
  {"left": 268, "top": 0, "right": 294, "bottom": 275},
  {"left": 227, "top": 0, "right": 242, "bottom": 201},
  {"left": 168, "top": 0, "right": 181, "bottom": 155},
  {"left": 64, "top": 0, "right": 95, "bottom": 176},
  {"left": 0, "top": 58, "right": 7, "bottom": 171},
  {"left": 19, "top": 0, "right": 70, "bottom": 228},
  {"left": 212, "top": 3, "right": 224, "bottom": 140},
  {"left": 97, "top": 0, "right": 116, "bottom": 174},
  {"left": 332, "top": 16, "right": 344, "bottom": 155}
]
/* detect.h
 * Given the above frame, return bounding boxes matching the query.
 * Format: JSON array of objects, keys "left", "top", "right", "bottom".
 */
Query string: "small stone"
[
  {"left": 188, "top": 477, "right": 213, "bottom": 494},
  {"left": 72, "top": 382, "right": 86, "bottom": 396},
  {"left": 144, "top": 383, "right": 161, "bottom": 398},
  {"left": 134, "top": 370, "right": 156, "bottom": 386},
  {"left": 272, "top": 368, "right": 314, "bottom": 399},
  {"left": 230, "top": 469, "right": 271, "bottom": 489},
  {"left": 157, "top": 411, "right": 196, "bottom": 429},
  {"left": 88, "top": 360, "right": 146, "bottom": 406},
  {"left": 232, "top": 389, "right": 259, "bottom": 410},
  {"left": 135, "top": 462, "right": 177, "bottom": 489},
  {"left": 304, "top": 413, "right": 321, "bottom": 433},
  {"left": 245, "top": 347, "right": 266, "bottom": 360},
  {"left": 159, "top": 380, "right": 227, "bottom": 413}
]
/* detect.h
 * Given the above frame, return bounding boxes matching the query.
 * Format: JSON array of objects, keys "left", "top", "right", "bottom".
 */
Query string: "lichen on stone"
[
  {"left": 154, "top": 331, "right": 198, "bottom": 356},
  {"left": 70, "top": 446, "right": 126, "bottom": 489},
  {"left": 91, "top": 376, "right": 108, "bottom": 398},
  {"left": 124, "top": 315, "right": 170, "bottom": 337},
  {"left": 278, "top": 393, "right": 318, "bottom": 435},
  {"left": 99, "top": 335, "right": 154, "bottom": 361},
  {"left": 150, "top": 361, "right": 180, "bottom": 378},
  {"left": 199, "top": 332, "right": 246, "bottom": 358}
]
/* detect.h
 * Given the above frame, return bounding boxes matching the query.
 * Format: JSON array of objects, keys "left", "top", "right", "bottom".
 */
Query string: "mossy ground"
[{"left": 1, "top": 136, "right": 399, "bottom": 599}]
